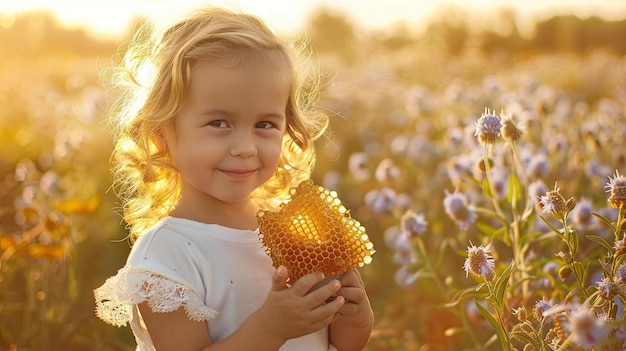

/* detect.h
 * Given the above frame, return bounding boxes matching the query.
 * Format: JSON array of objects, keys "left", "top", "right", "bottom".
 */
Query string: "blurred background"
[{"left": 1, "top": 1, "right": 626, "bottom": 350}]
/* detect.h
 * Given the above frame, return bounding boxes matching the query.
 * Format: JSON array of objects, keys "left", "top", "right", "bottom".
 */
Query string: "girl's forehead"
[
  {"left": 190, "top": 49, "right": 292, "bottom": 79},
  {"left": 191, "top": 60, "right": 286, "bottom": 83}
]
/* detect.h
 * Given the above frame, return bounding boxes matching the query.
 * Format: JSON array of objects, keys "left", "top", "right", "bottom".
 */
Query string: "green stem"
[
  {"left": 508, "top": 144, "right": 528, "bottom": 300},
  {"left": 509, "top": 142, "right": 530, "bottom": 211},
  {"left": 487, "top": 281, "right": 512, "bottom": 351},
  {"left": 616, "top": 207, "right": 625, "bottom": 242},
  {"left": 559, "top": 217, "right": 589, "bottom": 300},
  {"left": 482, "top": 144, "right": 506, "bottom": 221},
  {"left": 484, "top": 144, "right": 529, "bottom": 301}
]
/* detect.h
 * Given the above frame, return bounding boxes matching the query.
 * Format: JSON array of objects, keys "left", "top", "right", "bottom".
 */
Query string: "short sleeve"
[{"left": 94, "top": 266, "right": 218, "bottom": 327}]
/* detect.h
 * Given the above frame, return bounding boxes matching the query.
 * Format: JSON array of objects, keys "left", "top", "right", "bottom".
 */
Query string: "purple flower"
[
  {"left": 605, "top": 169, "right": 626, "bottom": 208},
  {"left": 348, "top": 152, "right": 370, "bottom": 182},
  {"left": 400, "top": 210, "right": 428, "bottom": 237},
  {"left": 474, "top": 109, "right": 502, "bottom": 145},
  {"left": 569, "top": 306, "right": 607, "bottom": 349},
  {"left": 364, "top": 188, "right": 396, "bottom": 213},
  {"left": 463, "top": 243, "right": 495, "bottom": 281},
  {"left": 443, "top": 190, "right": 476, "bottom": 230}
]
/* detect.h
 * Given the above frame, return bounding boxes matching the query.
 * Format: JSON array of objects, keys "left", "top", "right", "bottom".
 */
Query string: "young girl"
[{"left": 94, "top": 6, "right": 373, "bottom": 351}]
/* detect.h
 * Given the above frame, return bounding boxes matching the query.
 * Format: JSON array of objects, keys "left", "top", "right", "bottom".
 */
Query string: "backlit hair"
[{"left": 102, "top": 7, "right": 328, "bottom": 240}]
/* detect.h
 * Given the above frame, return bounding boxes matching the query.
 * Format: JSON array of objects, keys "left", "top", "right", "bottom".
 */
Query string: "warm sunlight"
[
  {"left": 2, "top": 1, "right": 626, "bottom": 350},
  {"left": 2, "top": 0, "right": 626, "bottom": 38}
]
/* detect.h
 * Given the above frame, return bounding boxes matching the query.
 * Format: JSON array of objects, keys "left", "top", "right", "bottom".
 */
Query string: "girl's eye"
[
  {"left": 208, "top": 120, "right": 229, "bottom": 128},
  {"left": 256, "top": 121, "right": 276, "bottom": 129}
]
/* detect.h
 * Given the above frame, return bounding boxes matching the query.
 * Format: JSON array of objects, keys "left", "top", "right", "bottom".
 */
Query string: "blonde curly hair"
[{"left": 102, "top": 7, "right": 328, "bottom": 241}]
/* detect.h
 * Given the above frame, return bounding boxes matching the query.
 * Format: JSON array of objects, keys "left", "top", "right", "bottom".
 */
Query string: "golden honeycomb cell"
[{"left": 257, "top": 180, "right": 375, "bottom": 283}]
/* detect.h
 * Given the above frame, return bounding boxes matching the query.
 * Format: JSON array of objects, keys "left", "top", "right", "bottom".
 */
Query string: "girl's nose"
[{"left": 229, "top": 133, "right": 257, "bottom": 158}]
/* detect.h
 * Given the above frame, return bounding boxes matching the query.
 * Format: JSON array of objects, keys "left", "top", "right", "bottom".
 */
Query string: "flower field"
[{"left": 1, "top": 9, "right": 626, "bottom": 351}]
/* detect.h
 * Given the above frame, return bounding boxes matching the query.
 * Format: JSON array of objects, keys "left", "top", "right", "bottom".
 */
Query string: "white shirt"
[{"left": 94, "top": 217, "right": 335, "bottom": 351}]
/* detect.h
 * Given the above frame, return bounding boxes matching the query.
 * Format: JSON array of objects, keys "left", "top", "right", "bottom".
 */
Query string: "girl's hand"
[
  {"left": 334, "top": 269, "right": 374, "bottom": 329},
  {"left": 257, "top": 266, "right": 345, "bottom": 343}
]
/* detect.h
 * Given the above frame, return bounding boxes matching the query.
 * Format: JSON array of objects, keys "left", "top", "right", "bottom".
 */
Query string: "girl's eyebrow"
[
  {"left": 201, "top": 109, "right": 231, "bottom": 116},
  {"left": 201, "top": 109, "right": 285, "bottom": 119},
  {"left": 262, "top": 112, "right": 286, "bottom": 119}
]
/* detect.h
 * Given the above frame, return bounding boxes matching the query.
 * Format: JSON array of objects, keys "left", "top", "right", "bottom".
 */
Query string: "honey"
[{"left": 257, "top": 180, "right": 375, "bottom": 282}]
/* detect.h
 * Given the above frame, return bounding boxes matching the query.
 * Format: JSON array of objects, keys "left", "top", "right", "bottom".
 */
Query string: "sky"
[{"left": 1, "top": 0, "right": 625, "bottom": 39}]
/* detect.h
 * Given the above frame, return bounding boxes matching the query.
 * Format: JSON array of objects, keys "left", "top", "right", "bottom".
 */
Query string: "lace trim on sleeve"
[{"left": 94, "top": 266, "right": 218, "bottom": 327}]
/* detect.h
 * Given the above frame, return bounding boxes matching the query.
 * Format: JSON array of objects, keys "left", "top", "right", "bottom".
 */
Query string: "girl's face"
[{"left": 162, "top": 59, "right": 288, "bottom": 219}]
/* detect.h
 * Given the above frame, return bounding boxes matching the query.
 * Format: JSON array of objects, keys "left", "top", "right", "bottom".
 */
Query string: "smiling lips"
[{"left": 220, "top": 168, "right": 256, "bottom": 180}]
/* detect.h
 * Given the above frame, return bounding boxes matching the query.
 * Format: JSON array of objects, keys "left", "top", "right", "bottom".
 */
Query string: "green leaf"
[
  {"left": 586, "top": 234, "right": 614, "bottom": 253},
  {"left": 474, "top": 300, "right": 509, "bottom": 351},
  {"left": 571, "top": 261, "right": 585, "bottom": 282},
  {"left": 568, "top": 229, "right": 579, "bottom": 257},
  {"left": 445, "top": 287, "right": 485, "bottom": 308},
  {"left": 492, "top": 261, "right": 514, "bottom": 311},
  {"left": 592, "top": 212, "right": 615, "bottom": 228},
  {"left": 507, "top": 172, "right": 522, "bottom": 204},
  {"left": 538, "top": 215, "right": 565, "bottom": 237},
  {"left": 482, "top": 178, "right": 493, "bottom": 198}
]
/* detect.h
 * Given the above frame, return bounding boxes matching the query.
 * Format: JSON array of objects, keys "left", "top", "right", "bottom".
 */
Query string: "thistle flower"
[
  {"left": 615, "top": 263, "right": 626, "bottom": 285},
  {"left": 392, "top": 234, "right": 418, "bottom": 266},
  {"left": 395, "top": 265, "right": 418, "bottom": 287},
  {"left": 512, "top": 306, "right": 528, "bottom": 322},
  {"left": 463, "top": 242, "right": 495, "bottom": 281},
  {"left": 596, "top": 277, "right": 619, "bottom": 300},
  {"left": 443, "top": 190, "right": 477, "bottom": 230},
  {"left": 533, "top": 298, "right": 552, "bottom": 321},
  {"left": 569, "top": 307, "right": 607, "bottom": 350},
  {"left": 605, "top": 170, "right": 626, "bottom": 208},
  {"left": 400, "top": 210, "right": 428, "bottom": 238},
  {"left": 500, "top": 112, "right": 523, "bottom": 142},
  {"left": 364, "top": 187, "right": 396, "bottom": 213},
  {"left": 374, "top": 158, "right": 400, "bottom": 183},
  {"left": 348, "top": 152, "right": 370, "bottom": 182},
  {"left": 538, "top": 183, "right": 575, "bottom": 217},
  {"left": 474, "top": 109, "right": 502, "bottom": 145}
]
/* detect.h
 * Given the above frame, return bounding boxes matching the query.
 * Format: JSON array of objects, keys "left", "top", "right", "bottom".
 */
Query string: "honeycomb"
[{"left": 257, "top": 180, "right": 375, "bottom": 283}]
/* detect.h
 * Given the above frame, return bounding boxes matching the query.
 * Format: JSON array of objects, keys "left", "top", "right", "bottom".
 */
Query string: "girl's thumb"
[{"left": 272, "top": 266, "right": 289, "bottom": 291}]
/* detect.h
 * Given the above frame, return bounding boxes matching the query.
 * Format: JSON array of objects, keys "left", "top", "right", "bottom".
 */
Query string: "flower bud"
[
  {"left": 558, "top": 265, "right": 572, "bottom": 281},
  {"left": 606, "top": 170, "right": 626, "bottom": 209},
  {"left": 513, "top": 306, "right": 528, "bottom": 322},
  {"left": 501, "top": 118, "right": 523, "bottom": 142},
  {"left": 474, "top": 109, "right": 502, "bottom": 145}
]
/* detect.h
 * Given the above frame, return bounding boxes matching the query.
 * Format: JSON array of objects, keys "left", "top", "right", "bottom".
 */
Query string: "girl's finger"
[
  {"left": 311, "top": 295, "right": 345, "bottom": 322},
  {"left": 303, "top": 278, "right": 342, "bottom": 308},
  {"left": 291, "top": 272, "right": 327, "bottom": 296},
  {"left": 338, "top": 301, "right": 360, "bottom": 316},
  {"left": 271, "top": 266, "right": 290, "bottom": 291},
  {"left": 339, "top": 269, "right": 364, "bottom": 288},
  {"left": 337, "top": 286, "right": 365, "bottom": 304}
]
